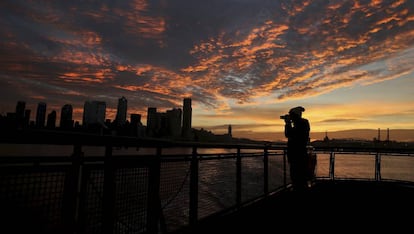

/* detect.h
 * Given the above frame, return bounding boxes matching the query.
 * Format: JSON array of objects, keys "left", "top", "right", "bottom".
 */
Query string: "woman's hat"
[{"left": 289, "top": 106, "right": 305, "bottom": 116}]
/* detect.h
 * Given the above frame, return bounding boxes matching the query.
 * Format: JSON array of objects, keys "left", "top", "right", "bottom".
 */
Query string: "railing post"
[
  {"left": 263, "top": 147, "right": 269, "bottom": 195},
  {"left": 189, "top": 146, "right": 199, "bottom": 226},
  {"left": 236, "top": 148, "right": 241, "bottom": 208},
  {"left": 103, "top": 144, "right": 115, "bottom": 234},
  {"left": 375, "top": 152, "right": 381, "bottom": 181},
  {"left": 329, "top": 151, "right": 335, "bottom": 180},
  {"left": 283, "top": 148, "right": 287, "bottom": 187},
  {"left": 147, "top": 147, "right": 161, "bottom": 234},
  {"left": 63, "top": 144, "right": 83, "bottom": 233}
]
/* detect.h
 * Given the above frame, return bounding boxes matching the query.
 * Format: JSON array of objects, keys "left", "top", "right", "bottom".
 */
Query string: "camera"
[{"left": 280, "top": 114, "right": 290, "bottom": 120}]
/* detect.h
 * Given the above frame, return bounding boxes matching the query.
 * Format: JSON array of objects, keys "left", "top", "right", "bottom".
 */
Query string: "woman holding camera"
[{"left": 283, "top": 106, "right": 310, "bottom": 192}]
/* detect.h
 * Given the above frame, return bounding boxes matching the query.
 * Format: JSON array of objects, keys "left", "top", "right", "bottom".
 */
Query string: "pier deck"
[{"left": 184, "top": 180, "right": 414, "bottom": 233}]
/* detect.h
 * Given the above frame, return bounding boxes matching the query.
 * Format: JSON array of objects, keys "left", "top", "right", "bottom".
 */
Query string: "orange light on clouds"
[
  {"left": 1, "top": 0, "right": 413, "bottom": 141},
  {"left": 116, "top": 65, "right": 129, "bottom": 71},
  {"left": 115, "top": 0, "right": 166, "bottom": 44}
]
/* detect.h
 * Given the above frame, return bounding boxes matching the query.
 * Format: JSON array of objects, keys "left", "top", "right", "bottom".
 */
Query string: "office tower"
[
  {"left": 167, "top": 108, "right": 182, "bottom": 137},
  {"left": 158, "top": 112, "right": 169, "bottom": 136},
  {"left": 46, "top": 110, "right": 57, "bottom": 128},
  {"left": 24, "top": 109, "right": 31, "bottom": 128},
  {"left": 115, "top": 96, "right": 128, "bottom": 126},
  {"left": 182, "top": 98, "right": 192, "bottom": 138},
  {"left": 15, "top": 101, "right": 25, "bottom": 119},
  {"left": 60, "top": 104, "right": 73, "bottom": 129},
  {"left": 146, "top": 107, "right": 157, "bottom": 136},
  {"left": 130, "top": 114, "right": 141, "bottom": 126},
  {"left": 15, "top": 101, "right": 26, "bottom": 129},
  {"left": 36, "top": 102, "right": 47, "bottom": 128},
  {"left": 130, "top": 113, "right": 143, "bottom": 136},
  {"left": 83, "top": 100, "right": 106, "bottom": 128}
]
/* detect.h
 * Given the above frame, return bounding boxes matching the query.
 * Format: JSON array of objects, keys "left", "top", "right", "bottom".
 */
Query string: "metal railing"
[{"left": 1, "top": 130, "right": 413, "bottom": 234}]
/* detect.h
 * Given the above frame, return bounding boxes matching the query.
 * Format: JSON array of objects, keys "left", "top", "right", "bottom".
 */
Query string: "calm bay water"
[{"left": 1, "top": 143, "right": 414, "bottom": 182}]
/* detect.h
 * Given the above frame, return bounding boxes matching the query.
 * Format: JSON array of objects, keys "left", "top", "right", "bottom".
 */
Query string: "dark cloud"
[{"left": 0, "top": 0, "right": 413, "bottom": 120}]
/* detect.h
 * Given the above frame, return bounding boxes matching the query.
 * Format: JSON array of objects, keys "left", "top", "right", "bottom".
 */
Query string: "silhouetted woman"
[{"left": 283, "top": 106, "right": 310, "bottom": 191}]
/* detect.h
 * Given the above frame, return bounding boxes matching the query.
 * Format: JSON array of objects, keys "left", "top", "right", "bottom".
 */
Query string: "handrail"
[
  {"left": 2, "top": 128, "right": 414, "bottom": 153},
  {"left": 1, "top": 130, "right": 414, "bottom": 234}
]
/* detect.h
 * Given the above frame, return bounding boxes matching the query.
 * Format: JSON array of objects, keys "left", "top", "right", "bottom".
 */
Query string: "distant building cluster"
[
  {"left": 146, "top": 97, "right": 192, "bottom": 138},
  {"left": 0, "top": 97, "right": 194, "bottom": 140}
]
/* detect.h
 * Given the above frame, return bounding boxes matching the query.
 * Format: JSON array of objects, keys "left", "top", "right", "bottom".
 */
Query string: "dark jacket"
[{"left": 285, "top": 118, "right": 310, "bottom": 160}]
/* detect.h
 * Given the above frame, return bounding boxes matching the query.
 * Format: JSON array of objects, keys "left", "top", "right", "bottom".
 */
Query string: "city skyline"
[
  {"left": 2, "top": 98, "right": 413, "bottom": 143},
  {"left": 0, "top": 1, "right": 413, "bottom": 142},
  {"left": 2, "top": 97, "right": 189, "bottom": 126}
]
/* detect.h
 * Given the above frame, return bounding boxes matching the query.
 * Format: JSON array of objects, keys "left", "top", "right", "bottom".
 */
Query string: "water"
[
  {"left": 314, "top": 153, "right": 414, "bottom": 182},
  {"left": 1, "top": 144, "right": 414, "bottom": 182}
]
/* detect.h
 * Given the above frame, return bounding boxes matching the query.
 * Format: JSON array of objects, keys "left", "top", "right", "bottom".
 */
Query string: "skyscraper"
[
  {"left": 83, "top": 100, "right": 106, "bottom": 128},
  {"left": 130, "top": 114, "right": 141, "bottom": 126},
  {"left": 146, "top": 107, "right": 158, "bottom": 136},
  {"left": 60, "top": 104, "right": 73, "bottom": 129},
  {"left": 15, "top": 101, "right": 26, "bottom": 129},
  {"left": 167, "top": 108, "right": 182, "bottom": 137},
  {"left": 24, "top": 109, "right": 31, "bottom": 128},
  {"left": 115, "top": 96, "right": 128, "bottom": 126},
  {"left": 15, "top": 101, "right": 25, "bottom": 119},
  {"left": 46, "top": 110, "right": 56, "bottom": 128},
  {"left": 130, "top": 113, "right": 143, "bottom": 136},
  {"left": 35, "top": 102, "right": 47, "bottom": 128},
  {"left": 182, "top": 97, "right": 192, "bottom": 138}
]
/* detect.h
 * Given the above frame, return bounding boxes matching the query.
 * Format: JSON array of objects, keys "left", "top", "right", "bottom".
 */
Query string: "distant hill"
[
  {"left": 232, "top": 129, "right": 414, "bottom": 143},
  {"left": 311, "top": 129, "right": 414, "bottom": 142}
]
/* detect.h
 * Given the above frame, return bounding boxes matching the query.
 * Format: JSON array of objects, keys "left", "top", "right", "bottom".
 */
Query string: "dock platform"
[{"left": 183, "top": 180, "right": 414, "bottom": 233}]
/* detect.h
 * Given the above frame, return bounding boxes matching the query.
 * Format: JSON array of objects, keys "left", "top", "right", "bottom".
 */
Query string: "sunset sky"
[{"left": 0, "top": 0, "right": 413, "bottom": 141}]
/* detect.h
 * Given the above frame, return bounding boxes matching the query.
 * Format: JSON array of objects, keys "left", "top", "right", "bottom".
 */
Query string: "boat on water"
[{"left": 1, "top": 130, "right": 414, "bottom": 234}]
